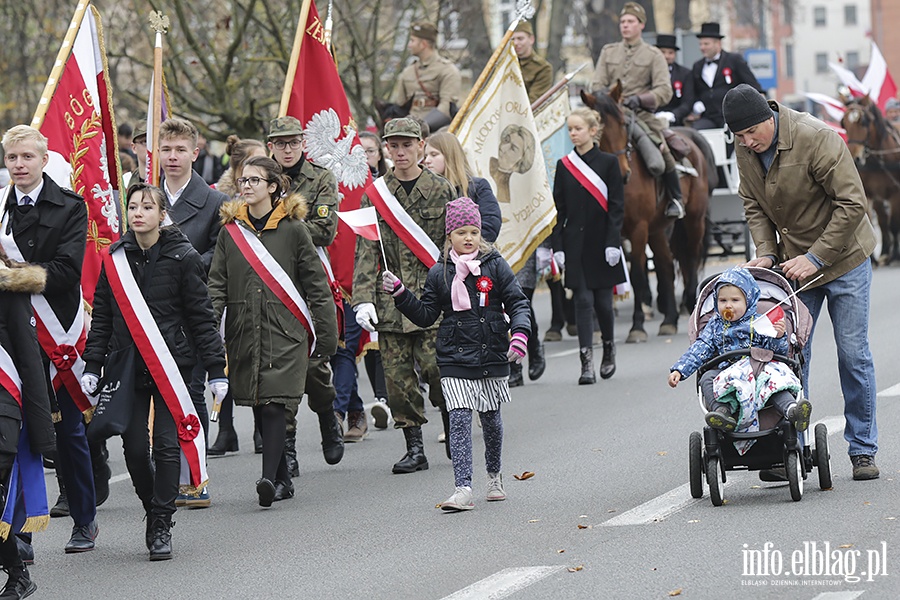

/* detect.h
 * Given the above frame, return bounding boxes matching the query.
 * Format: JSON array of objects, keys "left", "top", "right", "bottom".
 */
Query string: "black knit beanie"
[{"left": 722, "top": 84, "right": 774, "bottom": 132}]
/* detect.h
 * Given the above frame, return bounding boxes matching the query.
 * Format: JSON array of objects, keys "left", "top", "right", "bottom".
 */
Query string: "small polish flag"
[
  {"left": 337, "top": 207, "right": 380, "bottom": 241},
  {"left": 755, "top": 305, "right": 785, "bottom": 338}
]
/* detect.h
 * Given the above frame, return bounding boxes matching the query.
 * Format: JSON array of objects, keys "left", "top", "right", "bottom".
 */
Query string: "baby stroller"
[{"left": 686, "top": 267, "right": 832, "bottom": 505}]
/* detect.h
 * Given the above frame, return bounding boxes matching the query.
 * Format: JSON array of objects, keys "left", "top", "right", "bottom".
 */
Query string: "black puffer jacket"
[
  {"left": 83, "top": 228, "right": 226, "bottom": 385},
  {"left": 394, "top": 249, "right": 531, "bottom": 379}
]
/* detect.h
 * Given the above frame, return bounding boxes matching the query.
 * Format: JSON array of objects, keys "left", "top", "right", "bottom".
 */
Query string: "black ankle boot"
[
  {"left": 208, "top": 424, "right": 239, "bottom": 456},
  {"left": 148, "top": 516, "right": 173, "bottom": 561},
  {"left": 0, "top": 563, "right": 36, "bottom": 599},
  {"left": 508, "top": 362, "right": 524, "bottom": 387},
  {"left": 90, "top": 441, "right": 111, "bottom": 508},
  {"left": 440, "top": 408, "right": 451, "bottom": 460},
  {"left": 253, "top": 427, "right": 263, "bottom": 454},
  {"left": 662, "top": 170, "right": 686, "bottom": 219},
  {"left": 392, "top": 427, "right": 429, "bottom": 474},
  {"left": 579, "top": 347, "right": 596, "bottom": 385},
  {"left": 599, "top": 341, "right": 616, "bottom": 379},
  {"left": 50, "top": 472, "right": 69, "bottom": 518},
  {"left": 528, "top": 341, "right": 546, "bottom": 381},
  {"left": 284, "top": 429, "right": 300, "bottom": 477},
  {"left": 318, "top": 411, "right": 344, "bottom": 465}
]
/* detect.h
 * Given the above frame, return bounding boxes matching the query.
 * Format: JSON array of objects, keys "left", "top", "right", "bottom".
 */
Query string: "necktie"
[
  {"left": 706, "top": 59, "right": 718, "bottom": 66},
  {"left": 22, "top": 195, "right": 32, "bottom": 206}
]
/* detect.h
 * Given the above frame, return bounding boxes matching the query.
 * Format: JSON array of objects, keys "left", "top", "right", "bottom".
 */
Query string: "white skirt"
[{"left": 441, "top": 377, "right": 511, "bottom": 412}]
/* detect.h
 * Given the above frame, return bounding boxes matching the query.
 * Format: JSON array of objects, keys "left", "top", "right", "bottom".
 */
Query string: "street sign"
[{"left": 744, "top": 49, "right": 777, "bottom": 90}]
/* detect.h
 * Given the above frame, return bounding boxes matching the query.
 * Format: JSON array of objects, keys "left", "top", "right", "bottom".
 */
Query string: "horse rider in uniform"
[
  {"left": 393, "top": 21, "right": 462, "bottom": 133},
  {"left": 591, "top": 2, "right": 685, "bottom": 219}
]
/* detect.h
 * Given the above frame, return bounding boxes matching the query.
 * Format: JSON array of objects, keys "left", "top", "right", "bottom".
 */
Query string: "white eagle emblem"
[{"left": 304, "top": 109, "right": 370, "bottom": 190}]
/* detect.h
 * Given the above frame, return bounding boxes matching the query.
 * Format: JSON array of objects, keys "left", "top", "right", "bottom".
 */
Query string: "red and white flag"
[
  {"left": 829, "top": 61, "right": 867, "bottom": 98},
  {"left": 754, "top": 305, "right": 785, "bottom": 338},
  {"left": 804, "top": 92, "right": 847, "bottom": 122},
  {"left": 337, "top": 207, "right": 380, "bottom": 241},
  {"left": 32, "top": 3, "right": 122, "bottom": 305},
  {"left": 861, "top": 42, "right": 898, "bottom": 113}
]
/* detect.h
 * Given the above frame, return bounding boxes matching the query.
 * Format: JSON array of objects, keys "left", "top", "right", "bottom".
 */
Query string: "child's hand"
[
  {"left": 668, "top": 371, "right": 682, "bottom": 388},
  {"left": 382, "top": 271, "right": 404, "bottom": 295},
  {"left": 774, "top": 318, "right": 786, "bottom": 338}
]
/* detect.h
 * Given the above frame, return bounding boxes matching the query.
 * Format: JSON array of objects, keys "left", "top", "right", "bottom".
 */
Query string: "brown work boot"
[{"left": 344, "top": 411, "right": 368, "bottom": 443}]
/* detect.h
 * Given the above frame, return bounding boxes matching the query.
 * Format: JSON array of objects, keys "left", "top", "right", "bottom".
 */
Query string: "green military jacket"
[
  {"left": 520, "top": 52, "right": 553, "bottom": 104},
  {"left": 288, "top": 158, "right": 339, "bottom": 247},
  {"left": 353, "top": 168, "right": 455, "bottom": 333},
  {"left": 393, "top": 51, "right": 461, "bottom": 121},
  {"left": 591, "top": 38, "right": 672, "bottom": 111}
]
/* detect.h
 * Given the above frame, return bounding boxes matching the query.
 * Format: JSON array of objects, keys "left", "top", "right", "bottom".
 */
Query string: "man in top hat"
[
  {"left": 655, "top": 34, "right": 696, "bottom": 127},
  {"left": 691, "top": 22, "right": 763, "bottom": 130},
  {"left": 591, "top": 1, "right": 685, "bottom": 219},
  {"left": 513, "top": 21, "right": 553, "bottom": 104},
  {"left": 393, "top": 21, "right": 462, "bottom": 132}
]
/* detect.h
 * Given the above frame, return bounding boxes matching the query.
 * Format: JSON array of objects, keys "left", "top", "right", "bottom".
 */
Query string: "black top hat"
[
  {"left": 697, "top": 22, "right": 725, "bottom": 39},
  {"left": 656, "top": 34, "right": 679, "bottom": 50}
]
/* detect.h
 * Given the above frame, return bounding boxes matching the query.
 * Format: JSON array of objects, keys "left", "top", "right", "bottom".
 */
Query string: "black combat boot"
[
  {"left": 49, "top": 472, "right": 69, "bottom": 518},
  {"left": 528, "top": 340, "right": 546, "bottom": 381},
  {"left": 578, "top": 347, "right": 596, "bottom": 385},
  {"left": 318, "top": 411, "right": 344, "bottom": 465},
  {"left": 392, "top": 427, "right": 429, "bottom": 474},
  {"left": 440, "top": 408, "right": 451, "bottom": 459},
  {"left": 148, "top": 516, "right": 173, "bottom": 561},
  {"left": 0, "top": 562, "right": 36, "bottom": 599},
  {"left": 208, "top": 424, "right": 239, "bottom": 456},
  {"left": 508, "top": 362, "right": 524, "bottom": 387},
  {"left": 599, "top": 341, "right": 616, "bottom": 379},
  {"left": 284, "top": 429, "right": 300, "bottom": 477},
  {"left": 662, "top": 170, "right": 686, "bottom": 219}
]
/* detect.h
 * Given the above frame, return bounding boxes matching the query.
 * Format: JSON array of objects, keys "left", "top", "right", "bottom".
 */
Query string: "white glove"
[
  {"left": 553, "top": 251, "right": 565, "bottom": 270},
  {"left": 535, "top": 247, "right": 552, "bottom": 271},
  {"left": 354, "top": 303, "right": 378, "bottom": 333},
  {"left": 605, "top": 247, "right": 622, "bottom": 267},
  {"left": 81, "top": 373, "right": 100, "bottom": 396},
  {"left": 657, "top": 111, "right": 676, "bottom": 124},
  {"left": 692, "top": 101, "right": 706, "bottom": 115},
  {"left": 209, "top": 379, "right": 229, "bottom": 400}
]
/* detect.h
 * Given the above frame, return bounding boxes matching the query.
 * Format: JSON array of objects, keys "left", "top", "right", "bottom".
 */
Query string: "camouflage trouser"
[
  {"left": 379, "top": 331, "right": 444, "bottom": 428},
  {"left": 285, "top": 357, "right": 336, "bottom": 434}
]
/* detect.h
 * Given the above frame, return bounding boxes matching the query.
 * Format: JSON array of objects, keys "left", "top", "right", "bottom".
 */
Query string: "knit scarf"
[{"left": 450, "top": 249, "right": 481, "bottom": 311}]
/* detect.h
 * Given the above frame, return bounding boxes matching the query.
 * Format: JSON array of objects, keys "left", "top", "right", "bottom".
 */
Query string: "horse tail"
[{"left": 677, "top": 127, "right": 719, "bottom": 191}]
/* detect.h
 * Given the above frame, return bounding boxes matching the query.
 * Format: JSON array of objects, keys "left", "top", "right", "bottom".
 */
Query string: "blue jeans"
[
  {"left": 798, "top": 260, "right": 877, "bottom": 456},
  {"left": 332, "top": 300, "right": 364, "bottom": 417}
]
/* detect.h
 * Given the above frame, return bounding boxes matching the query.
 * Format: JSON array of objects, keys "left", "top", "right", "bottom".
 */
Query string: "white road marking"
[
  {"left": 812, "top": 416, "right": 845, "bottom": 437},
  {"left": 439, "top": 566, "right": 564, "bottom": 600},
  {"left": 601, "top": 484, "right": 702, "bottom": 526},
  {"left": 877, "top": 382, "right": 900, "bottom": 397},
  {"left": 810, "top": 592, "right": 865, "bottom": 600}
]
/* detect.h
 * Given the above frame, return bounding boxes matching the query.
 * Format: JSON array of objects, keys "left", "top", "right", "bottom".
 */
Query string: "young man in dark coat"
[{"left": 655, "top": 34, "right": 696, "bottom": 126}]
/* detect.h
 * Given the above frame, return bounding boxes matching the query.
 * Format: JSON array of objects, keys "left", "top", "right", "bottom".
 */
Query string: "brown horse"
[
  {"left": 842, "top": 97, "right": 900, "bottom": 263},
  {"left": 581, "top": 85, "right": 713, "bottom": 342}
]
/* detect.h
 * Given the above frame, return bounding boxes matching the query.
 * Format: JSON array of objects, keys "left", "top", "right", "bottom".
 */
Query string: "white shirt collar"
[
  {"left": 164, "top": 178, "right": 190, "bottom": 206},
  {"left": 15, "top": 179, "right": 44, "bottom": 206}
]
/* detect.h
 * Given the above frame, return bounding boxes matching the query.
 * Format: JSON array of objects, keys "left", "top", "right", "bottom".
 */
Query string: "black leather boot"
[
  {"left": 440, "top": 408, "right": 451, "bottom": 460},
  {"left": 599, "top": 341, "right": 616, "bottom": 379},
  {"left": 528, "top": 340, "right": 546, "bottom": 381},
  {"left": 318, "top": 411, "right": 344, "bottom": 466},
  {"left": 508, "top": 362, "right": 524, "bottom": 387},
  {"left": 284, "top": 429, "right": 300, "bottom": 477},
  {"left": 90, "top": 441, "right": 111, "bottom": 507},
  {"left": 392, "top": 427, "right": 429, "bottom": 474},
  {"left": 579, "top": 347, "right": 596, "bottom": 385},
  {"left": 148, "top": 516, "right": 173, "bottom": 561},
  {"left": 208, "top": 424, "right": 239, "bottom": 456},
  {"left": 662, "top": 170, "right": 686, "bottom": 219},
  {"left": 273, "top": 479, "right": 295, "bottom": 502},
  {"left": 253, "top": 426, "right": 263, "bottom": 454},
  {"left": 0, "top": 562, "right": 36, "bottom": 599},
  {"left": 50, "top": 471, "right": 69, "bottom": 518}
]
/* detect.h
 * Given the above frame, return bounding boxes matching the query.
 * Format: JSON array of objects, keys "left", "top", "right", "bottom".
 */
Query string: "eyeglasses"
[
  {"left": 272, "top": 139, "right": 303, "bottom": 150},
  {"left": 236, "top": 176, "right": 269, "bottom": 187},
  {"left": 364, "top": 148, "right": 379, "bottom": 155}
]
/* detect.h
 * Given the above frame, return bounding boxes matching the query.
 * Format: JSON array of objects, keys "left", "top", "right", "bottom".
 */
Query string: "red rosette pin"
[
  {"left": 476, "top": 276, "right": 493, "bottom": 307},
  {"left": 50, "top": 344, "right": 78, "bottom": 371},
  {"left": 723, "top": 67, "right": 732, "bottom": 85},
  {"left": 674, "top": 80, "right": 683, "bottom": 98},
  {"left": 178, "top": 414, "right": 202, "bottom": 442}
]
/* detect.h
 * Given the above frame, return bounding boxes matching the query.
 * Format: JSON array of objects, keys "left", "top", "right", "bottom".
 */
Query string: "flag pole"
[
  {"left": 374, "top": 220, "right": 389, "bottom": 272},
  {"left": 149, "top": 12, "right": 168, "bottom": 187},
  {"left": 448, "top": 20, "right": 520, "bottom": 134},
  {"left": 761, "top": 274, "right": 824, "bottom": 317},
  {"left": 279, "top": 0, "right": 313, "bottom": 117},
  {"left": 530, "top": 63, "right": 589, "bottom": 112},
  {"left": 31, "top": 0, "right": 90, "bottom": 128}
]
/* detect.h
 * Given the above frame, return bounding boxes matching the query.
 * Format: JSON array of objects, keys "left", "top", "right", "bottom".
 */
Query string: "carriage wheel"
[
  {"left": 689, "top": 432, "right": 704, "bottom": 499},
  {"left": 815, "top": 424, "right": 833, "bottom": 490},
  {"left": 707, "top": 456, "right": 724, "bottom": 506},
  {"left": 787, "top": 450, "right": 804, "bottom": 501}
]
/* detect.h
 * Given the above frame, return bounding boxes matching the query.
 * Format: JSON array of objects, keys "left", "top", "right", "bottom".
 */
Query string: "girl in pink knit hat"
[{"left": 382, "top": 197, "right": 532, "bottom": 511}]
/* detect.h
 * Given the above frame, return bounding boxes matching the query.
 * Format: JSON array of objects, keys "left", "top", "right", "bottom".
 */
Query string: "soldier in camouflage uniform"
[
  {"left": 393, "top": 22, "right": 461, "bottom": 133},
  {"left": 352, "top": 118, "right": 456, "bottom": 474},
  {"left": 590, "top": 2, "right": 685, "bottom": 219},
  {"left": 267, "top": 116, "right": 344, "bottom": 473}
]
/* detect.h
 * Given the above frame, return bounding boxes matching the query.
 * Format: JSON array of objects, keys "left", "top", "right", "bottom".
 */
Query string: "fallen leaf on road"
[
  {"left": 607, "top": 509, "right": 617, "bottom": 513},
  {"left": 687, "top": 519, "right": 700, "bottom": 523},
  {"left": 750, "top": 485, "right": 761, "bottom": 489},
  {"left": 514, "top": 471, "right": 535, "bottom": 481},
  {"left": 557, "top": 549, "right": 565, "bottom": 553},
  {"left": 579, "top": 514, "right": 589, "bottom": 518},
  {"left": 567, "top": 565, "right": 584, "bottom": 573},
  {"left": 668, "top": 589, "right": 683, "bottom": 596},
  {"left": 527, "top": 519, "right": 540, "bottom": 523},
  {"left": 657, "top": 451, "right": 667, "bottom": 456},
  {"left": 577, "top": 524, "right": 592, "bottom": 530},
  {"left": 864, "top": 502, "right": 871, "bottom": 505},
  {"left": 839, "top": 544, "right": 854, "bottom": 548}
]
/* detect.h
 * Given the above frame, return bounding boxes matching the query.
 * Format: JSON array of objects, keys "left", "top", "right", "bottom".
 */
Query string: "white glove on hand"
[
  {"left": 535, "top": 247, "right": 552, "bottom": 271},
  {"left": 354, "top": 303, "right": 378, "bottom": 333},
  {"left": 605, "top": 247, "right": 622, "bottom": 267},
  {"left": 553, "top": 251, "right": 565, "bottom": 270},
  {"left": 657, "top": 111, "right": 676, "bottom": 124},
  {"left": 209, "top": 379, "right": 229, "bottom": 400},
  {"left": 81, "top": 373, "right": 100, "bottom": 396},
  {"left": 692, "top": 101, "right": 706, "bottom": 115}
]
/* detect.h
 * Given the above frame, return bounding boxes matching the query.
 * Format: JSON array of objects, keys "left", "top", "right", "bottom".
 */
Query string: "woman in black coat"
[{"left": 551, "top": 108, "right": 626, "bottom": 384}]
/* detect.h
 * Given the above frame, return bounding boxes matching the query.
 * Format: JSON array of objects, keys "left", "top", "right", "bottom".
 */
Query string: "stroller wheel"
[
  {"left": 689, "top": 432, "right": 703, "bottom": 499},
  {"left": 707, "top": 456, "right": 724, "bottom": 506},
  {"left": 814, "top": 423, "right": 833, "bottom": 490},
  {"left": 787, "top": 450, "right": 803, "bottom": 501}
]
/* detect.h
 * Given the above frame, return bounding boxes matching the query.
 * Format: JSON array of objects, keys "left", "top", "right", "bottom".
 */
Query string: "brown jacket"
[{"left": 737, "top": 102, "right": 876, "bottom": 287}]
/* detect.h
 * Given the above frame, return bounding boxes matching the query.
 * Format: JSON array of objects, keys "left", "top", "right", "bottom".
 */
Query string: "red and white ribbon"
[
  {"left": 561, "top": 151, "right": 608, "bottom": 212},
  {"left": 367, "top": 177, "right": 440, "bottom": 268},
  {"left": 224, "top": 222, "right": 317, "bottom": 355},
  {"left": 0, "top": 344, "right": 23, "bottom": 409},
  {"left": 104, "top": 250, "right": 208, "bottom": 490}
]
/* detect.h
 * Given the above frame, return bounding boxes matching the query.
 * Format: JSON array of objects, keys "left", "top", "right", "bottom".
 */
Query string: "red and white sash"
[
  {"left": 0, "top": 344, "right": 23, "bottom": 409},
  {"left": 317, "top": 246, "right": 345, "bottom": 340},
  {"left": 1, "top": 197, "right": 95, "bottom": 415},
  {"left": 224, "top": 222, "right": 317, "bottom": 355},
  {"left": 103, "top": 250, "right": 208, "bottom": 490},
  {"left": 367, "top": 177, "right": 440, "bottom": 268},
  {"left": 561, "top": 151, "right": 608, "bottom": 212}
]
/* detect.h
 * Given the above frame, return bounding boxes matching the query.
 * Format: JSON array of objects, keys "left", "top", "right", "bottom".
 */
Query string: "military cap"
[
  {"left": 383, "top": 117, "right": 422, "bottom": 140},
  {"left": 620, "top": 2, "right": 646, "bottom": 24},
  {"left": 268, "top": 116, "right": 304, "bottom": 139},
  {"left": 410, "top": 21, "right": 438, "bottom": 43},
  {"left": 514, "top": 21, "right": 534, "bottom": 36},
  {"left": 132, "top": 127, "right": 147, "bottom": 143}
]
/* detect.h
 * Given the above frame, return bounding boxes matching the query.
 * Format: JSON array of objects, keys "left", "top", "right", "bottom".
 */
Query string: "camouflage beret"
[
  {"left": 383, "top": 117, "right": 422, "bottom": 140},
  {"left": 268, "top": 116, "right": 304, "bottom": 139},
  {"left": 620, "top": 2, "right": 647, "bottom": 23},
  {"left": 410, "top": 21, "right": 438, "bottom": 43}
]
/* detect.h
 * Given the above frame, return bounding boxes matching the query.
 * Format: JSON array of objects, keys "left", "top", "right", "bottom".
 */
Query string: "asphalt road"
[{"left": 29, "top": 257, "right": 900, "bottom": 599}]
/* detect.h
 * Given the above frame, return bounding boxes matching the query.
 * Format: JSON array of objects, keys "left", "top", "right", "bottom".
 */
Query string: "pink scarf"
[{"left": 450, "top": 249, "right": 481, "bottom": 311}]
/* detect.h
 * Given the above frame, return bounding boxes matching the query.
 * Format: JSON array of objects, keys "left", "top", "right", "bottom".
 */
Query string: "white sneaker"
[
  {"left": 369, "top": 400, "right": 391, "bottom": 430},
  {"left": 486, "top": 473, "right": 506, "bottom": 502},
  {"left": 437, "top": 431, "right": 446, "bottom": 443},
  {"left": 440, "top": 486, "right": 474, "bottom": 511}
]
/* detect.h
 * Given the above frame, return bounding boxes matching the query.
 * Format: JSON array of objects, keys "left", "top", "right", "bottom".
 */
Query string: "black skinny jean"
[{"left": 573, "top": 286, "right": 614, "bottom": 349}]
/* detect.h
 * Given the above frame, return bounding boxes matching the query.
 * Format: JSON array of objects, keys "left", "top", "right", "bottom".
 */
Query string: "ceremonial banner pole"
[
  {"left": 530, "top": 63, "right": 588, "bottom": 112},
  {"left": 149, "top": 12, "right": 168, "bottom": 186},
  {"left": 278, "top": 0, "right": 313, "bottom": 117}
]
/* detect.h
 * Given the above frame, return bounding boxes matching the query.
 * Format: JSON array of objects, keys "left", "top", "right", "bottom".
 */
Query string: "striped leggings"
[{"left": 448, "top": 408, "right": 503, "bottom": 488}]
